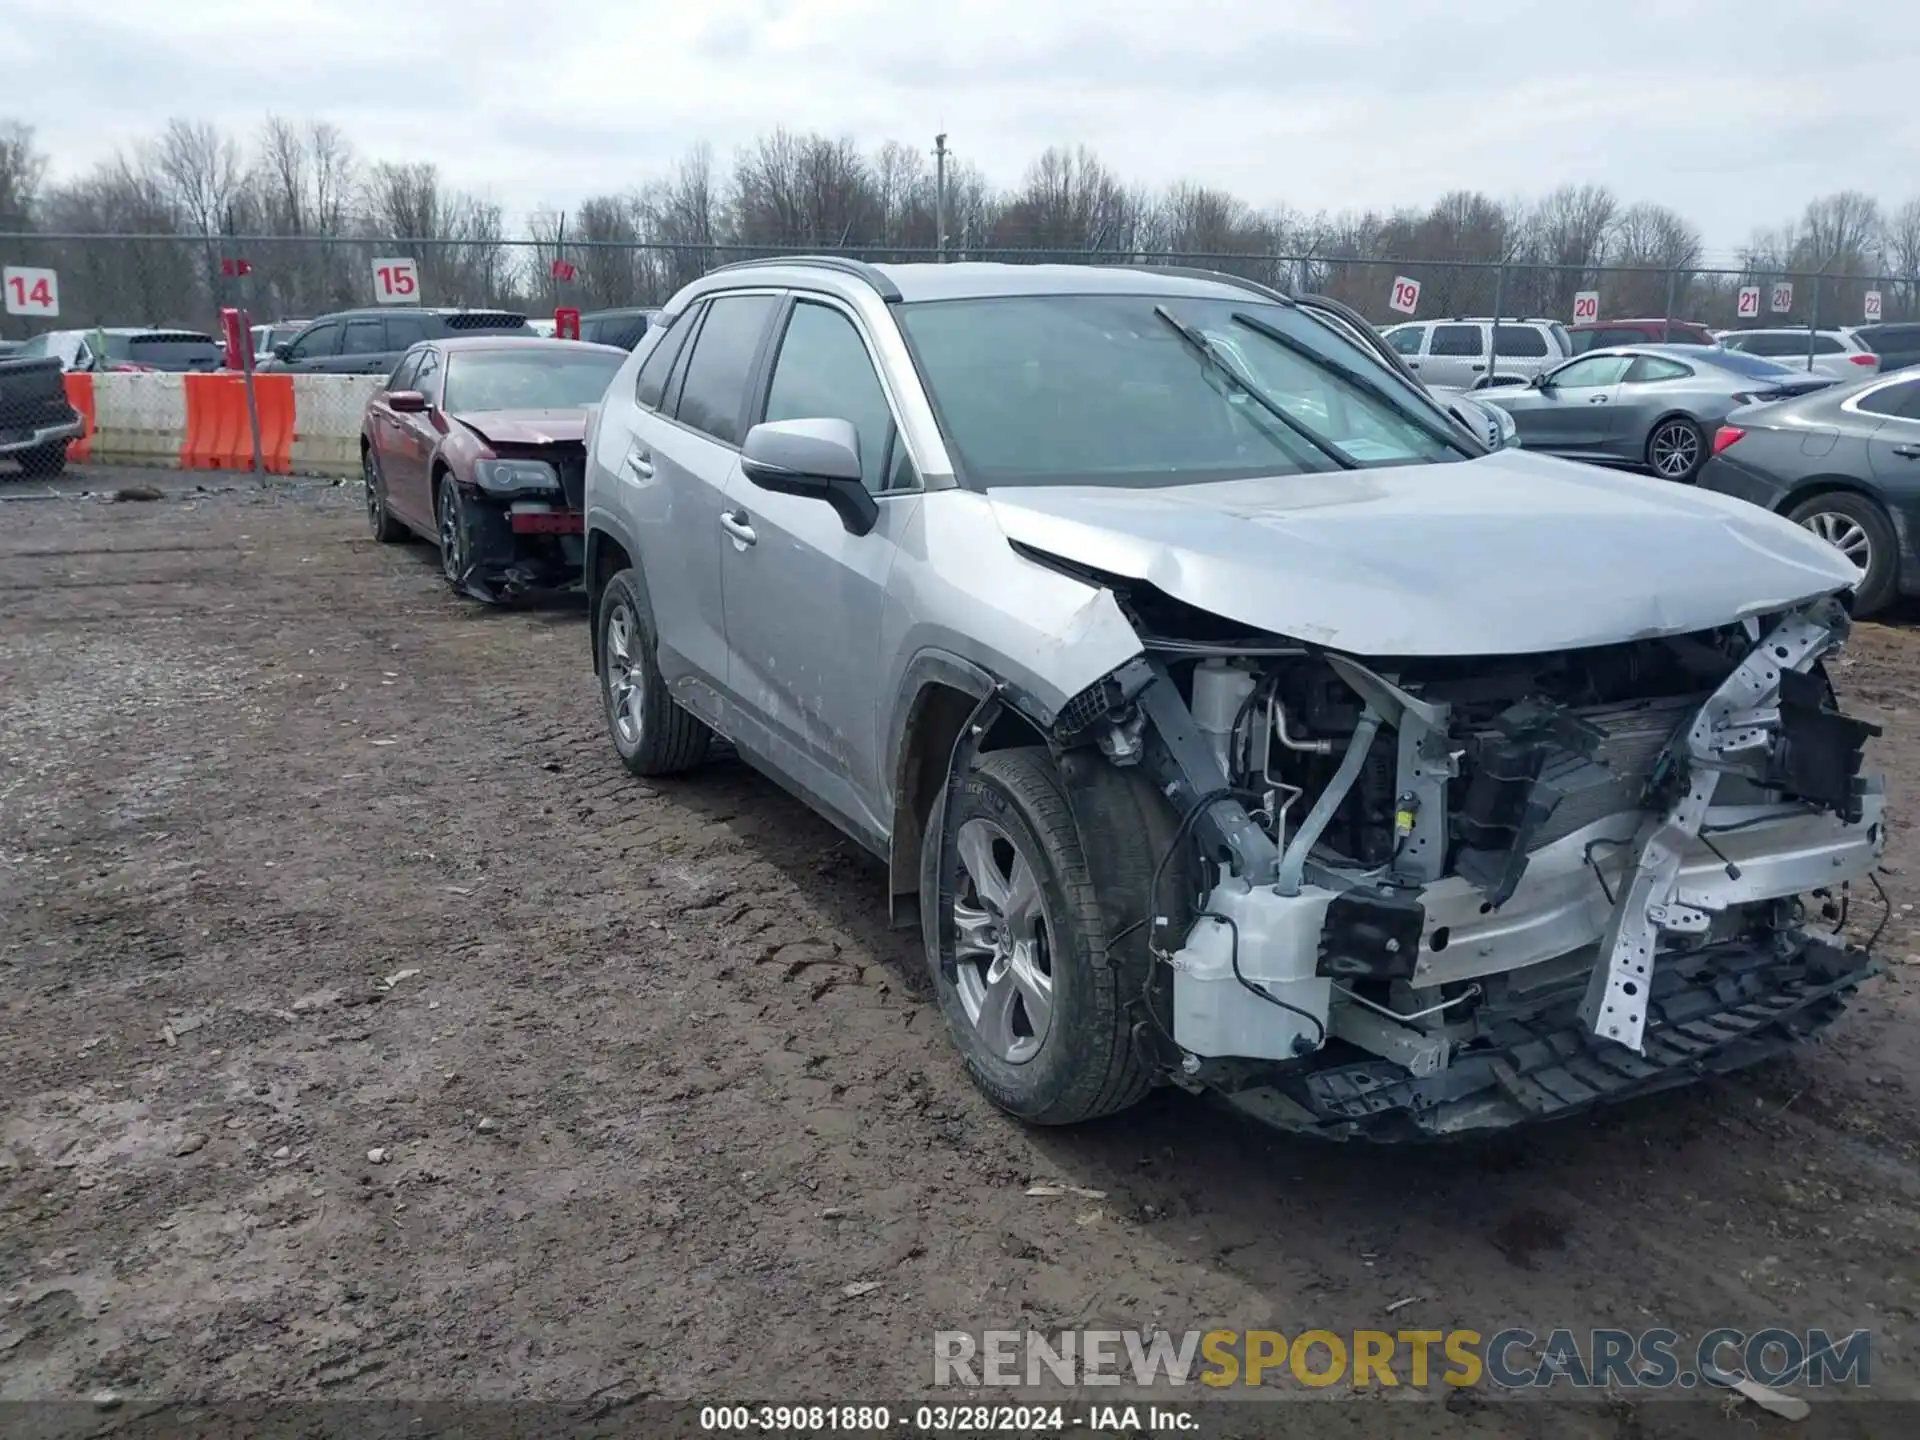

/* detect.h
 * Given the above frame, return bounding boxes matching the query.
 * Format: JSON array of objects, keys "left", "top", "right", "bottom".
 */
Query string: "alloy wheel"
[
  {"left": 438, "top": 486, "right": 462, "bottom": 584},
  {"left": 603, "top": 601, "right": 645, "bottom": 749},
  {"left": 1649, "top": 421, "right": 1701, "bottom": 479},
  {"left": 950, "top": 817, "right": 1055, "bottom": 1065},
  {"left": 363, "top": 453, "right": 384, "bottom": 534},
  {"left": 1643, "top": 420, "right": 1704, "bottom": 481},
  {"left": 1800, "top": 509, "right": 1873, "bottom": 569}
]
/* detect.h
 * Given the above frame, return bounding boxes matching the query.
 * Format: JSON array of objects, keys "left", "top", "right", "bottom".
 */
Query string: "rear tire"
[
  {"left": 597, "top": 568, "right": 710, "bottom": 777},
  {"left": 919, "top": 747, "right": 1171, "bottom": 1125},
  {"left": 364, "top": 446, "right": 406, "bottom": 543},
  {"left": 19, "top": 442, "right": 66, "bottom": 477},
  {"left": 1646, "top": 416, "right": 1706, "bottom": 481},
  {"left": 1788, "top": 492, "right": 1899, "bottom": 618}
]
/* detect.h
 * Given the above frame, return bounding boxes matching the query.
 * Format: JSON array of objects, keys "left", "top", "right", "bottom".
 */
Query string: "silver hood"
[{"left": 988, "top": 450, "right": 1863, "bottom": 656}]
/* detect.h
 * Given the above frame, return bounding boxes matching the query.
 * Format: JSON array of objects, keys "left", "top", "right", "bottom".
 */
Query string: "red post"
[{"left": 554, "top": 307, "right": 581, "bottom": 341}]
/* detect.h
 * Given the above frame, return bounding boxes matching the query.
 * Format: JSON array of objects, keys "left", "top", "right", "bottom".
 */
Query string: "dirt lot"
[{"left": 4, "top": 469, "right": 1920, "bottom": 1428}]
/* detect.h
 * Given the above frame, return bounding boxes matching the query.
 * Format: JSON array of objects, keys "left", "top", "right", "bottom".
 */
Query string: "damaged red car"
[{"left": 360, "top": 336, "right": 626, "bottom": 600}]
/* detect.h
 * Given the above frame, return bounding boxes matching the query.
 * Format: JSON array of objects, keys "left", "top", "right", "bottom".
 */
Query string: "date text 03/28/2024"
[{"left": 698, "top": 1406, "right": 1187, "bottom": 1433}]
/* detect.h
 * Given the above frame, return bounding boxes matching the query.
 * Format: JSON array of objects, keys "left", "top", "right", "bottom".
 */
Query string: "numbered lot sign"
[
  {"left": 1388, "top": 275, "right": 1421, "bottom": 316},
  {"left": 1572, "top": 290, "right": 1599, "bottom": 323},
  {"left": 1737, "top": 286, "right": 1761, "bottom": 319},
  {"left": 3, "top": 265, "right": 60, "bottom": 317},
  {"left": 1770, "top": 282, "right": 1794, "bottom": 315},
  {"left": 1865, "top": 290, "right": 1883, "bottom": 322},
  {"left": 372, "top": 257, "right": 421, "bottom": 304}
]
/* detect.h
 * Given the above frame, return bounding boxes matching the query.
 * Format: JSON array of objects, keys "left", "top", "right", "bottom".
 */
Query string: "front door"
[
  {"left": 385, "top": 347, "right": 444, "bottom": 526},
  {"left": 1525, "top": 353, "right": 1634, "bottom": 451},
  {"left": 718, "top": 296, "right": 917, "bottom": 847}
]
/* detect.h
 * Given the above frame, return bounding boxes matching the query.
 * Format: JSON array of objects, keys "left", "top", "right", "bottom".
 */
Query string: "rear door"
[
  {"left": 719, "top": 295, "right": 918, "bottom": 843},
  {"left": 340, "top": 318, "right": 393, "bottom": 374},
  {"left": 1422, "top": 323, "right": 1487, "bottom": 390},
  {"left": 616, "top": 292, "right": 780, "bottom": 717},
  {"left": 1492, "top": 323, "right": 1553, "bottom": 382}
]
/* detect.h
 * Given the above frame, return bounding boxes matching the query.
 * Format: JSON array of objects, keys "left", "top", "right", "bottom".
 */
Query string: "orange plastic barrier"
[
  {"left": 62, "top": 372, "right": 95, "bottom": 462},
  {"left": 180, "top": 372, "right": 295, "bottom": 473}
]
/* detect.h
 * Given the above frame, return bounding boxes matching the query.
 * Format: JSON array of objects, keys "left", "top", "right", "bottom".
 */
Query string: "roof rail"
[
  {"left": 704, "top": 253, "right": 903, "bottom": 303},
  {"left": 1119, "top": 263, "right": 1295, "bottom": 305}
]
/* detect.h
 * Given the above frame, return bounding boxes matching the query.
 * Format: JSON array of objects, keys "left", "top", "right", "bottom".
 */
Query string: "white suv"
[
  {"left": 1380, "top": 318, "right": 1572, "bottom": 392},
  {"left": 1718, "top": 327, "right": 1880, "bottom": 381}
]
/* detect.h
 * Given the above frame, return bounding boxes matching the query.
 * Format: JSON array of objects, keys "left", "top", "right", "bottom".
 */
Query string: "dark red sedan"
[{"left": 360, "top": 336, "right": 626, "bottom": 601}]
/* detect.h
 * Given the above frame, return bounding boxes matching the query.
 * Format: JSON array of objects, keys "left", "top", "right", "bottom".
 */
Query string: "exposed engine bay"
[{"left": 1046, "top": 579, "right": 1886, "bottom": 1139}]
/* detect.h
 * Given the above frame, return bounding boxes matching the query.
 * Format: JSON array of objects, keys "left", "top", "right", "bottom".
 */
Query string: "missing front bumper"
[{"left": 1218, "top": 934, "right": 1875, "bottom": 1140}]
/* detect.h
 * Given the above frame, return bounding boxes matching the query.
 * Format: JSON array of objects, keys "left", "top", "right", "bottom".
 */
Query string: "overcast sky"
[{"left": 7, "top": 0, "right": 1915, "bottom": 253}]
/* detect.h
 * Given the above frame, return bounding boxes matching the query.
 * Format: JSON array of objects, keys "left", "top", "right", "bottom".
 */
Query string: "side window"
[
  {"left": 1429, "top": 325, "right": 1485, "bottom": 357},
  {"left": 343, "top": 319, "right": 387, "bottom": 355},
  {"left": 1737, "top": 333, "right": 1791, "bottom": 357},
  {"left": 1386, "top": 326, "right": 1423, "bottom": 356},
  {"left": 411, "top": 349, "right": 443, "bottom": 404},
  {"left": 1493, "top": 325, "right": 1549, "bottom": 358},
  {"left": 1626, "top": 356, "right": 1692, "bottom": 383},
  {"left": 1857, "top": 378, "right": 1920, "bottom": 420},
  {"left": 15, "top": 333, "right": 49, "bottom": 358},
  {"left": 386, "top": 352, "right": 422, "bottom": 391},
  {"left": 634, "top": 309, "right": 695, "bottom": 411},
  {"left": 761, "top": 301, "right": 899, "bottom": 494},
  {"left": 289, "top": 322, "right": 342, "bottom": 359},
  {"left": 385, "top": 315, "right": 430, "bottom": 350},
  {"left": 1550, "top": 354, "right": 1635, "bottom": 388},
  {"left": 673, "top": 294, "right": 778, "bottom": 446},
  {"left": 1811, "top": 335, "right": 1846, "bottom": 355}
]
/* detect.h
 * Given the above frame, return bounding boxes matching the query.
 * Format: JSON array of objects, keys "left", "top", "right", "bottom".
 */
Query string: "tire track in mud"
[{"left": 3, "top": 478, "right": 1919, "bottom": 1412}]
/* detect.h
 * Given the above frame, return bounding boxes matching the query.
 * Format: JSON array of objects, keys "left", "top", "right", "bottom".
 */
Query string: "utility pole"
[{"left": 934, "top": 133, "right": 949, "bottom": 263}]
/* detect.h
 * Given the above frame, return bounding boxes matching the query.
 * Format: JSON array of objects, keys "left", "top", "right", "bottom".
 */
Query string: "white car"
[
  {"left": 1379, "top": 317, "right": 1573, "bottom": 392},
  {"left": 1718, "top": 327, "right": 1880, "bottom": 381}
]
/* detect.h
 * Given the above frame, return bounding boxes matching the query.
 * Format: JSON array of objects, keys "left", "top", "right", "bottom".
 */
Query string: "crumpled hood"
[
  {"left": 987, "top": 450, "right": 1863, "bottom": 656},
  {"left": 452, "top": 409, "right": 588, "bottom": 446}
]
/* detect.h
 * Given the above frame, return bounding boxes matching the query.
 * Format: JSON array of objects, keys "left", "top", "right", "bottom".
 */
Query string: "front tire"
[
  {"left": 1789, "top": 492, "right": 1899, "bottom": 618},
  {"left": 919, "top": 747, "right": 1165, "bottom": 1125},
  {"left": 597, "top": 568, "right": 710, "bottom": 777},
  {"left": 364, "top": 446, "right": 407, "bottom": 543},
  {"left": 1646, "top": 416, "right": 1705, "bottom": 481}
]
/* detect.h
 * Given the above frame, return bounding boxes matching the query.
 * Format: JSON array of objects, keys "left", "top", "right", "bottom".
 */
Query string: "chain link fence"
[{"left": 1, "top": 232, "right": 1913, "bottom": 338}]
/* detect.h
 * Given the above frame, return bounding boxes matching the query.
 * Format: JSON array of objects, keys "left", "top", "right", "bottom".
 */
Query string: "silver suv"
[
  {"left": 1380, "top": 317, "right": 1572, "bottom": 391},
  {"left": 583, "top": 259, "right": 1884, "bottom": 1140}
]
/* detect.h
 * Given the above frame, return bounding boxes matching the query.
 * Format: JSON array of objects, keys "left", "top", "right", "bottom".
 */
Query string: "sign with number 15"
[{"left": 371, "top": 257, "right": 421, "bottom": 305}]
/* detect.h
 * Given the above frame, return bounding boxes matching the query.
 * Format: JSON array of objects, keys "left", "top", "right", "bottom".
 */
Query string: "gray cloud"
[{"left": 4, "top": 0, "right": 1915, "bottom": 248}]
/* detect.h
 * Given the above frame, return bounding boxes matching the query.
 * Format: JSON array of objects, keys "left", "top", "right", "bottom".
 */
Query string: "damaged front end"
[{"left": 1055, "top": 589, "right": 1885, "bottom": 1140}]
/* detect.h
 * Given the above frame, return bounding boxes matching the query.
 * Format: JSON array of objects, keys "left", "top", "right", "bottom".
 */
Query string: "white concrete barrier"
[
  {"left": 74, "top": 371, "right": 378, "bottom": 478},
  {"left": 290, "top": 375, "right": 382, "bottom": 478}
]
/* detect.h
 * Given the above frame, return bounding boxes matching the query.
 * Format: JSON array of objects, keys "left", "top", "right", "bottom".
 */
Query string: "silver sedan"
[{"left": 1479, "top": 344, "right": 1831, "bottom": 481}]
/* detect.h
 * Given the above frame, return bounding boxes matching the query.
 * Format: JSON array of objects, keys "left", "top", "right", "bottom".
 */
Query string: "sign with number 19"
[{"left": 1388, "top": 276, "right": 1421, "bottom": 316}]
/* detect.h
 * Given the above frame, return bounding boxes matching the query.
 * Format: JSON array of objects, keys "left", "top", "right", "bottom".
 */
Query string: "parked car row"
[{"left": 344, "top": 258, "right": 1886, "bottom": 1144}]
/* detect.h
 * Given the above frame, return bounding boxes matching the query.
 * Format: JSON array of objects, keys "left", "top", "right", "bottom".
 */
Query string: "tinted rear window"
[
  {"left": 1857, "top": 378, "right": 1920, "bottom": 419},
  {"left": 106, "top": 333, "right": 222, "bottom": 369},
  {"left": 673, "top": 295, "right": 779, "bottom": 445},
  {"left": 1429, "top": 325, "right": 1484, "bottom": 357},
  {"left": 1680, "top": 346, "right": 1794, "bottom": 378},
  {"left": 1494, "top": 325, "right": 1548, "bottom": 357}
]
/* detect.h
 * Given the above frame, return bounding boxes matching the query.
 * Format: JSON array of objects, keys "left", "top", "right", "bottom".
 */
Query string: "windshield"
[
  {"left": 440, "top": 350, "right": 623, "bottom": 412},
  {"left": 897, "top": 294, "right": 1465, "bottom": 489}
]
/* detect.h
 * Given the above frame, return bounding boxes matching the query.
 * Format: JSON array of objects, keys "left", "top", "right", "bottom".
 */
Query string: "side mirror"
[
  {"left": 272, "top": 343, "right": 293, "bottom": 361},
  {"left": 388, "top": 390, "right": 428, "bottom": 414},
  {"left": 740, "top": 418, "right": 878, "bottom": 536},
  {"left": 1529, "top": 371, "right": 1549, "bottom": 389}
]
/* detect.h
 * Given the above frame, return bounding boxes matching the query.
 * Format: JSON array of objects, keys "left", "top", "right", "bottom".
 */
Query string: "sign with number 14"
[{"left": 3, "top": 265, "right": 59, "bottom": 317}]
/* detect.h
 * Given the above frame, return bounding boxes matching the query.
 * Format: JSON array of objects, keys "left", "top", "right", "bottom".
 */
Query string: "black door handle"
[{"left": 1893, "top": 444, "right": 1920, "bottom": 459}]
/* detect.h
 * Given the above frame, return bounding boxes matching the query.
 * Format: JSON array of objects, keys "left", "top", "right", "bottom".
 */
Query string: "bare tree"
[
  {"left": 0, "top": 120, "right": 45, "bottom": 232},
  {"left": 1886, "top": 198, "right": 1920, "bottom": 320},
  {"left": 996, "top": 145, "right": 1142, "bottom": 256}
]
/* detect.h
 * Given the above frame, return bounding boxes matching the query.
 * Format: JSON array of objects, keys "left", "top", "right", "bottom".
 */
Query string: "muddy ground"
[{"left": 3, "top": 469, "right": 1920, "bottom": 1432}]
